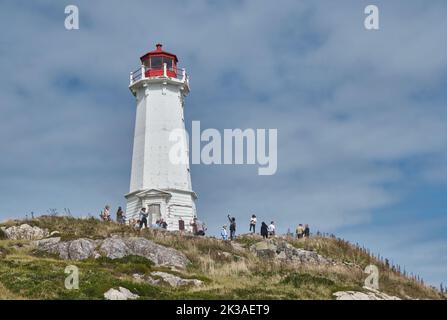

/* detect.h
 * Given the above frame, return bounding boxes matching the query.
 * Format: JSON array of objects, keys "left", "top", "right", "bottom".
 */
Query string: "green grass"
[{"left": 281, "top": 273, "right": 335, "bottom": 287}]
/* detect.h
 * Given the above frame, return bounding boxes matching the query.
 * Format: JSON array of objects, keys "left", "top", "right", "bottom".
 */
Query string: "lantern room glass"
[
  {"left": 164, "top": 57, "right": 173, "bottom": 70},
  {"left": 150, "top": 56, "right": 162, "bottom": 69}
]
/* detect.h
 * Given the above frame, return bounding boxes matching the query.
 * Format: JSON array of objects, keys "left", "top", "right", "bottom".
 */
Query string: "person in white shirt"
[
  {"left": 268, "top": 221, "right": 276, "bottom": 237},
  {"left": 249, "top": 214, "right": 257, "bottom": 233},
  {"left": 221, "top": 225, "right": 228, "bottom": 240},
  {"left": 138, "top": 207, "right": 148, "bottom": 229},
  {"left": 100, "top": 205, "right": 111, "bottom": 221}
]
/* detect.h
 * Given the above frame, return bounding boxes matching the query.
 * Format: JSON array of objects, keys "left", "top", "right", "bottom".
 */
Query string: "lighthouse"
[{"left": 125, "top": 43, "right": 197, "bottom": 231}]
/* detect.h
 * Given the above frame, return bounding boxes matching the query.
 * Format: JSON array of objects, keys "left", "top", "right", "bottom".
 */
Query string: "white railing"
[{"left": 129, "top": 63, "right": 188, "bottom": 85}]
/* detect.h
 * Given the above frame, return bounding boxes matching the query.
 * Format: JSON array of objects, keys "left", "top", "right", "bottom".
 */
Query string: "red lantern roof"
[{"left": 140, "top": 43, "right": 178, "bottom": 63}]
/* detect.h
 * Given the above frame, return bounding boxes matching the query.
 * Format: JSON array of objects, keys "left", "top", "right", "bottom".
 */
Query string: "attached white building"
[{"left": 125, "top": 44, "right": 197, "bottom": 231}]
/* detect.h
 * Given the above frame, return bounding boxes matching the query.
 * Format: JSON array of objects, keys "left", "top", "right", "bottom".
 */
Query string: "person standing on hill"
[
  {"left": 116, "top": 206, "right": 125, "bottom": 224},
  {"left": 296, "top": 224, "right": 305, "bottom": 239},
  {"left": 221, "top": 225, "right": 228, "bottom": 240},
  {"left": 197, "top": 220, "right": 206, "bottom": 236},
  {"left": 227, "top": 214, "right": 236, "bottom": 240},
  {"left": 190, "top": 217, "right": 198, "bottom": 235},
  {"left": 268, "top": 221, "right": 276, "bottom": 237},
  {"left": 304, "top": 224, "right": 310, "bottom": 238},
  {"left": 138, "top": 207, "right": 148, "bottom": 229},
  {"left": 260, "top": 222, "right": 269, "bottom": 239},
  {"left": 101, "top": 205, "right": 111, "bottom": 221},
  {"left": 249, "top": 214, "right": 257, "bottom": 233}
]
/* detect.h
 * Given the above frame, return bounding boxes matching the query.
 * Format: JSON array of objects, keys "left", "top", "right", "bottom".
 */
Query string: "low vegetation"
[{"left": 0, "top": 216, "right": 443, "bottom": 300}]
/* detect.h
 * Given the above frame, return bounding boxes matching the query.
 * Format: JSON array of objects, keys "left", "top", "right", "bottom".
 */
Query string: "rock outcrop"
[
  {"left": 133, "top": 272, "right": 203, "bottom": 287},
  {"left": 104, "top": 287, "right": 139, "bottom": 300},
  {"left": 333, "top": 287, "right": 401, "bottom": 300},
  {"left": 250, "top": 240, "right": 333, "bottom": 265},
  {"left": 34, "top": 236, "right": 189, "bottom": 268},
  {"left": 133, "top": 273, "right": 162, "bottom": 286},
  {"left": 150, "top": 271, "right": 203, "bottom": 287},
  {"left": 3, "top": 224, "right": 49, "bottom": 240}
]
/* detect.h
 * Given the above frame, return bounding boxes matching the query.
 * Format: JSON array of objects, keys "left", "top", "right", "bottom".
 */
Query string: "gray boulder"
[
  {"left": 249, "top": 241, "right": 277, "bottom": 258},
  {"left": 133, "top": 272, "right": 203, "bottom": 287},
  {"left": 124, "top": 237, "right": 189, "bottom": 268},
  {"left": 68, "top": 238, "right": 97, "bottom": 260},
  {"left": 104, "top": 287, "right": 139, "bottom": 300},
  {"left": 34, "top": 237, "right": 97, "bottom": 260},
  {"left": 99, "top": 237, "right": 130, "bottom": 259},
  {"left": 250, "top": 240, "right": 332, "bottom": 265},
  {"left": 34, "top": 236, "right": 190, "bottom": 268},
  {"left": 334, "top": 287, "right": 401, "bottom": 300},
  {"left": 4, "top": 224, "right": 49, "bottom": 240},
  {"left": 150, "top": 271, "right": 203, "bottom": 287},
  {"left": 132, "top": 273, "right": 161, "bottom": 286}
]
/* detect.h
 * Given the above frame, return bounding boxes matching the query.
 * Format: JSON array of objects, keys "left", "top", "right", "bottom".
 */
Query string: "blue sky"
[{"left": 1, "top": 0, "right": 446, "bottom": 286}]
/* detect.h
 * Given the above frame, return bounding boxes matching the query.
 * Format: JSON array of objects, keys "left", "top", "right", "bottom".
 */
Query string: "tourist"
[
  {"left": 249, "top": 214, "right": 257, "bottom": 233},
  {"left": 227, "top": 214, "right": 236, "bottom": 240},
  {"left": 190, "top": 217, "right": 198, "bottom": 234},
  {"left": 138, "top": 207, "right": 148, "bottom": 229},
  {"left": 129, "top": 218, "right": 139, "bottom": 230},
  {"left": 221, "top": 225, "right": 228, "bottom": 240},
  {"left": 304, "top": 224, "right": 310, "bottom": 238},
  {"left": 197, "top": 220, "right": 206, "bottom": 236},
  {"left": 100, "top": 205, "right": 111, "bottom": 221},
  {"left": 190, "top": 218, "right": 206, "bottom": 236},
  {"left": 268, "top": 221, "right": 276, "bottom": 237},
  {"left": 296, "top": 224, "right": 305, "bottom": 239},
  {"left": 116, "top": 206, "right": 125, "bottom": 224},
  {"left": 260, "top": 222, "right": 269, "bottom": 239},
  {"left": 160, "top": 218, "right": 168, "bottom": 229}
]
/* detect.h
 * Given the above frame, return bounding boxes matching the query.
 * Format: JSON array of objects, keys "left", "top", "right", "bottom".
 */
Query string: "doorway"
[{"left": 148, "top": 204, "right": 161, "bottom": 225}]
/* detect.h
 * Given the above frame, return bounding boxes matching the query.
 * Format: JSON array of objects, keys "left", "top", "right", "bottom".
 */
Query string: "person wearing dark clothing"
[
  {"left": 190, "top": 217, "right": 206, "bottom": 236},
  {"left": 227, "top": 214, "right": 236, "bottom": 240},
  {"left": 304, "top": 224, "right": 310, "bottom": 238},
  {"left": 158, "top": 218, "right": 168, "bottom": 229},
  {"left": 260, "top": 222, "right": 269, "bottom": 239},
  {"left": 196, "top": 221, "right": 206, "bottom": 236},
  {"left": 116, "top": 207, "right": 124, "bottom": 224}
]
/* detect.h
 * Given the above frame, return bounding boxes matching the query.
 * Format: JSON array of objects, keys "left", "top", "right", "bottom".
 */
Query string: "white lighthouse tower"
[{"left": 125, "top": 43, "right": 197, "bottom": 231}]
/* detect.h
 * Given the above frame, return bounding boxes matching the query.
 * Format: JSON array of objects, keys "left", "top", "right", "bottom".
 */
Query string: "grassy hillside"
[{"left": 0, "top": 216, "right": 443, "bottom": 300}]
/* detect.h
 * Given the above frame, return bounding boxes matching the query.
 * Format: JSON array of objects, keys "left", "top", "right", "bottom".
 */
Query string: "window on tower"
[
  {"left": 150, "top": 56, "right": 162, "bottom": 69},
  {"left": 163, "top": 57, "right": 173, "bottom": 70}
]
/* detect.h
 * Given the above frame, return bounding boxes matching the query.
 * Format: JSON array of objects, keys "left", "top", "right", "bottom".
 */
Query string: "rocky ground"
[{"left": 0, "top": 217, "right": 444, "bottom": 300}]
